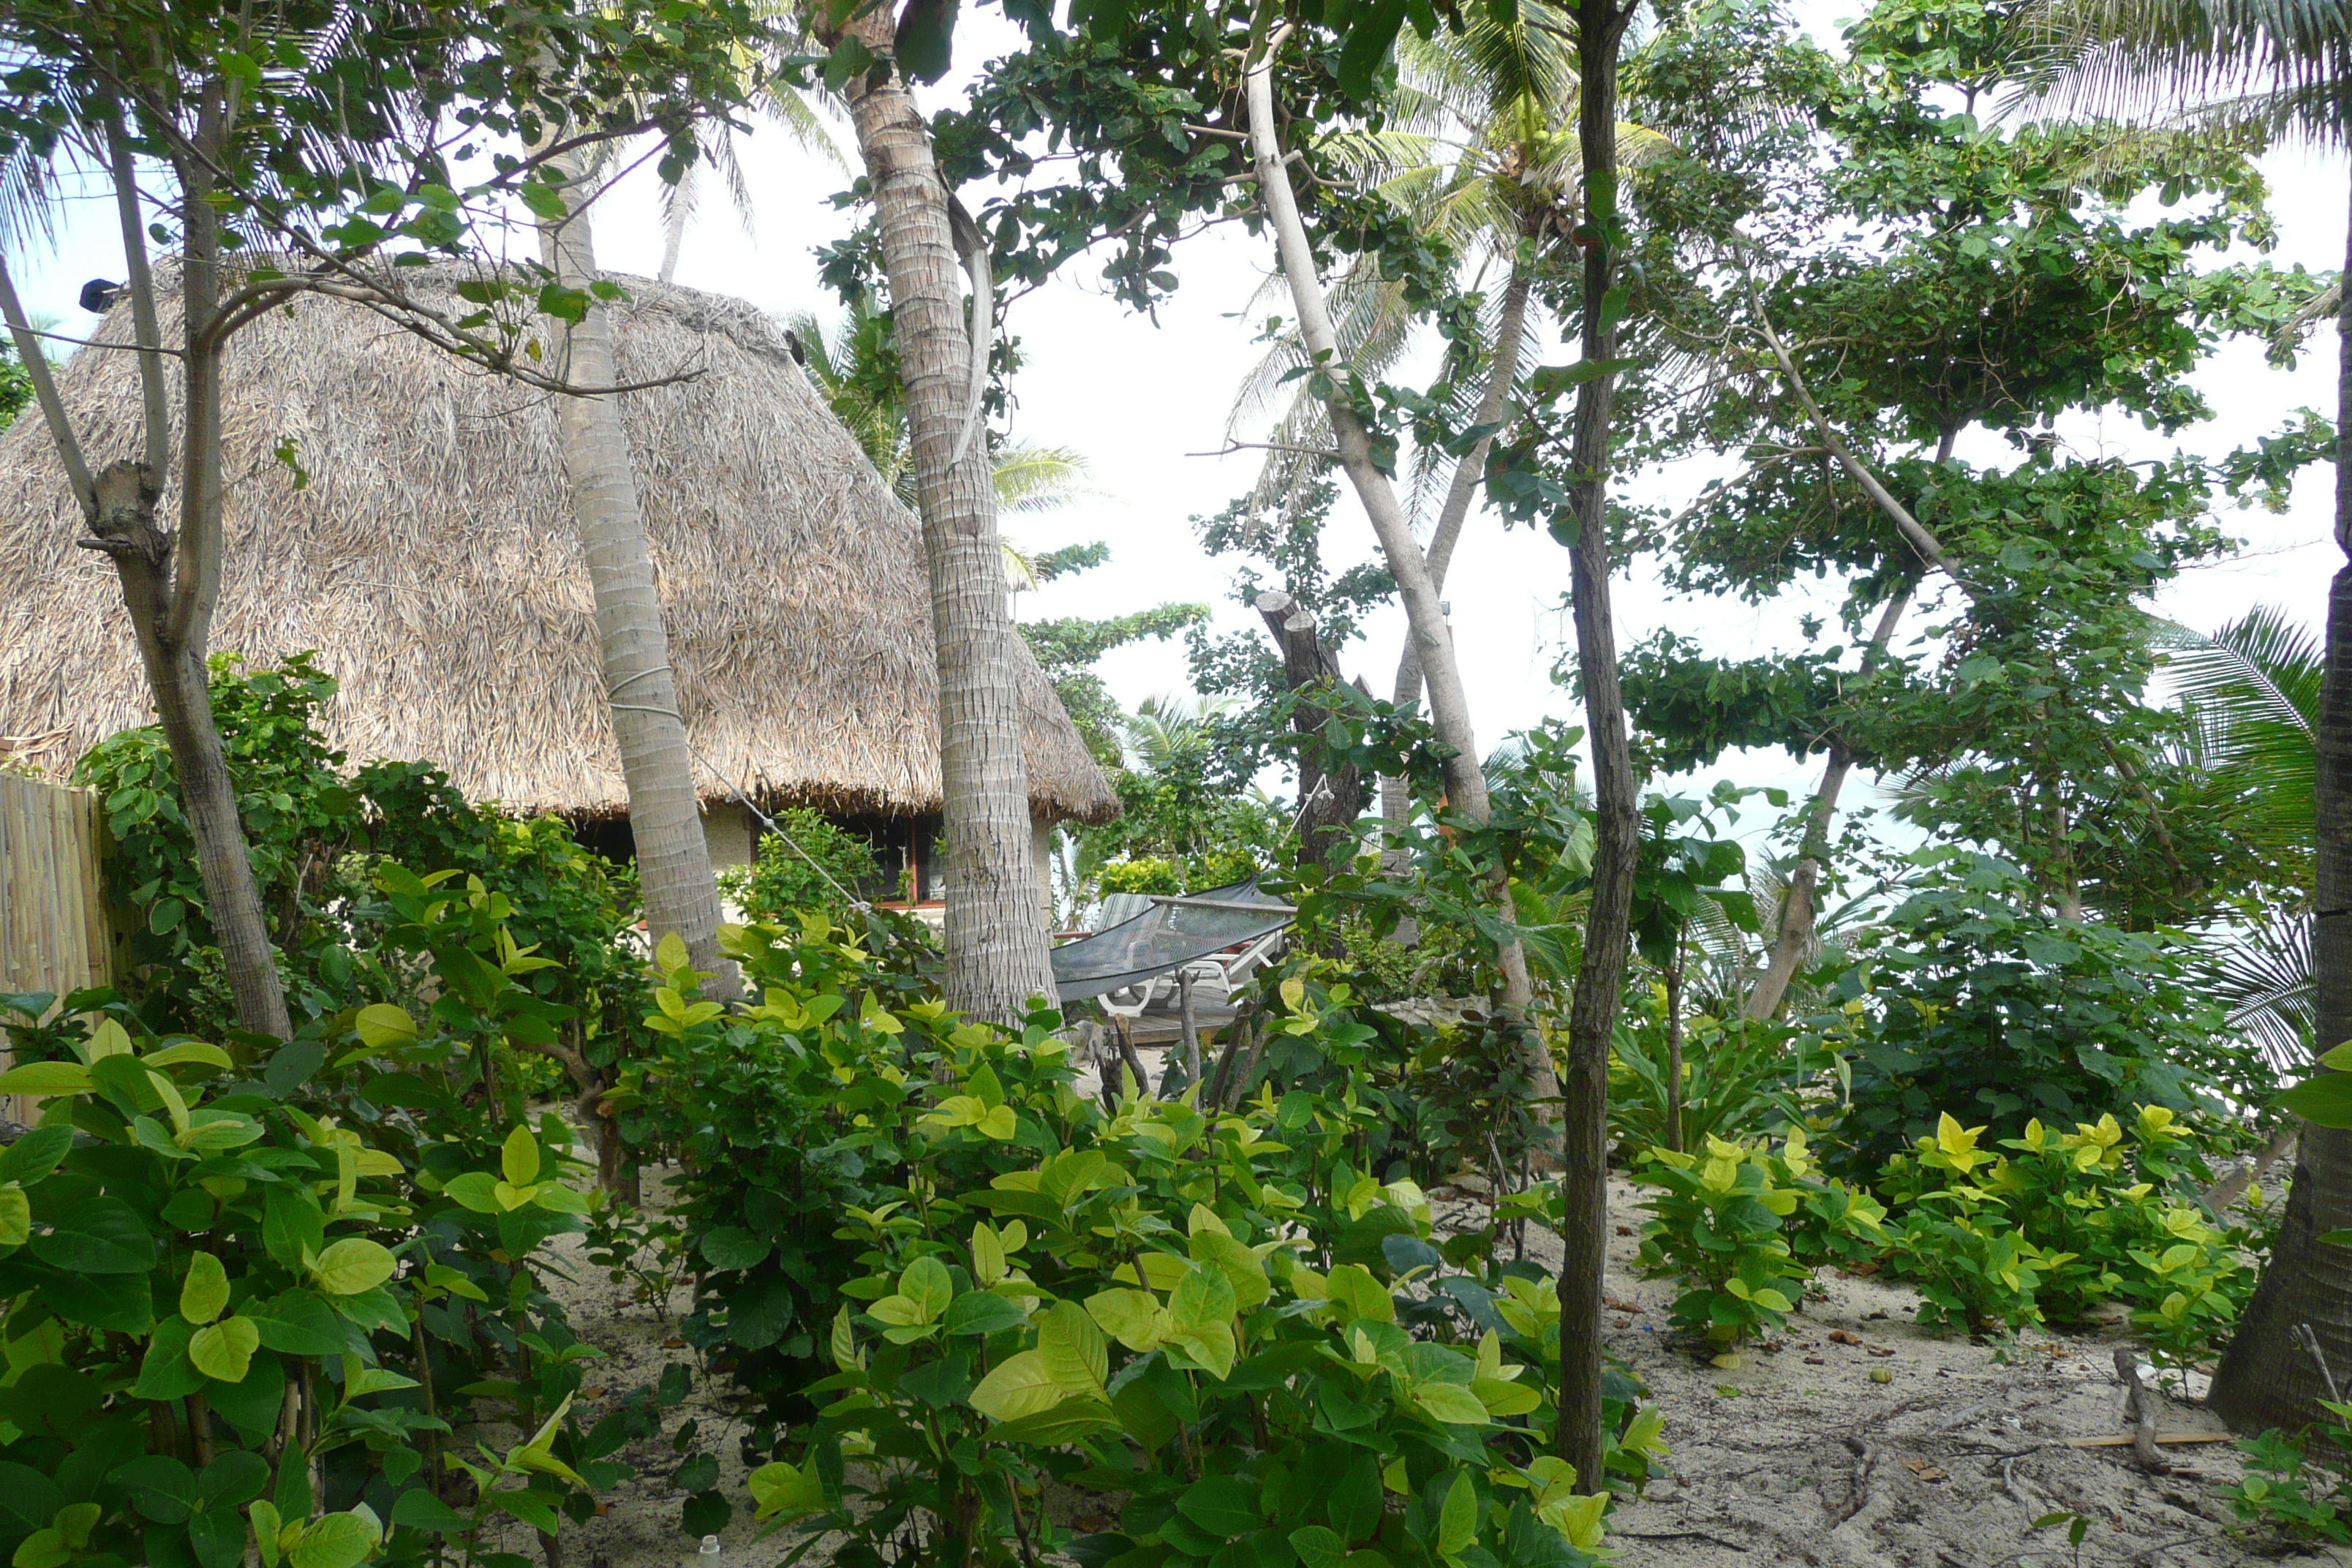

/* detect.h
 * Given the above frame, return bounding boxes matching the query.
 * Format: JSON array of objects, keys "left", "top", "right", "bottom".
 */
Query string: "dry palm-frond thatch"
[{"left": 0, "top": 263, "right": 1118, "bottom": 825}]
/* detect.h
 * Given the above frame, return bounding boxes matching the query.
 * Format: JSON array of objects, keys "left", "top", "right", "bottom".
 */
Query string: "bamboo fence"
[{"left": 0, "top": 772, "right": 114, "bottom": 1120}]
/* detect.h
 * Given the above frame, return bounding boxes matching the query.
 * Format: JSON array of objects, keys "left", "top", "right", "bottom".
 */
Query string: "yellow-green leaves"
[
  {"left": 180, "top": 1251, "right": 230, "bottom": 1324},
  {"left": 188, "top": 1314, "right": 260, "bottom": 1382},
  {"left": 922, "top": 1063, "right": 1016, "bottom": 1139},
  {"left": 1524, "top": 1458, "right": 1606, "bottom": 1550},
  {"left": 1085, "top": 1289, "right": 1166, "bottom": 1352},
  {"left": 0, "top": 1060, "right": 91, "bottom": 1097},
  {"left": 12, "top": 1501, "right": 102, "bottom": 1568},
  {"left": 1036, "top": 1301, "right": 1107, "bottom": 1398},
  {"left": 969, "top": 1219, "right": 1025, "bottom": 1285},
  {"left": 0, "top": 1183, "right": 26, "bottom": 1246},
  {"left": 968, "top": 1301, "right": 1107, "bottom": 1423},
  {"left": 502, "top": 1126, "right": 540, "bottom": 1186},
  {"left": 311, "top": 1238, "right": 396, "bottom": 1296},
  {"left": 353, "top": 1004, "right": 418, "bottom": 1051},
  {"left": 868, "top": 1256, "right": 954, "bottom": 1343},
  {"left": 749, "top": 1459, "right": 829, "bottom": 1523}
]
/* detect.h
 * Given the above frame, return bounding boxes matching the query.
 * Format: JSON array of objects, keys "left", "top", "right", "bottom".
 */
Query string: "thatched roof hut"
[{"left": 0, "top": 267, "right": 1119, "bottom": 851}]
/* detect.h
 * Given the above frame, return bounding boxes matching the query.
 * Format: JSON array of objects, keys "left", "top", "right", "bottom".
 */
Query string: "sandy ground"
[{"left": 504, "top": 1138, "right": 2352, "bottom": 1568}]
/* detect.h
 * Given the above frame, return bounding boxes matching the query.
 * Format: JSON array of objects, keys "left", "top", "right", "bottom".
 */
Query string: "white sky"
[{"left": 12, "top": 10, "right": 2344, "bottom": 843}]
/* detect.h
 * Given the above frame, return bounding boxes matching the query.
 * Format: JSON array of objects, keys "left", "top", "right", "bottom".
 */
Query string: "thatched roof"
[{"left": 0, "top": 265, "right": 1118, "bottom": 826}]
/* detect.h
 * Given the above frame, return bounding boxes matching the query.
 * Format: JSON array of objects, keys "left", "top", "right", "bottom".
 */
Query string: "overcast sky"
[{"left": 13, "top": 10, "right": 2345, "bottom": 841}]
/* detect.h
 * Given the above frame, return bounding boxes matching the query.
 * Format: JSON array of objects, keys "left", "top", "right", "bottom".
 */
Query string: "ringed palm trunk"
[
  {"left": 536, "top": 157, "right": 736, "bottom": 993},
  {"left": 2209, "top": 170, "right": 2352, "bottom": 1433},
  {"left": 838, "top": 12, "right": 1057, "bottom": 1022},
  {"left": 1556, "top": 0, "right": 1639, "bottom": 1495}
]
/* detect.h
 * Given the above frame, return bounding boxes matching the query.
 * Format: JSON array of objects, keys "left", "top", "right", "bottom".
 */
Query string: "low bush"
[
  {"left": 745, "top": 1075, "right": 1666, "bottom": 1568},
  {"left": 1874, "top": 1109, "right": 2254, "bottom": 1354},
  {"left": 0, "top": 862, "right": 690, "bottom": 1568},
  {"left": 1809, "top": 852, "right": 2274, "bottom": 1176},
  {"left": 717, "top": 808, "right": 886, "bottom": 921},
  {"left": 1608, "top": 1009, "right": 1836, "bottom": 1158},
  {"left": 1630, "top": 1128, "right": 1885, "bottom": 1360}
]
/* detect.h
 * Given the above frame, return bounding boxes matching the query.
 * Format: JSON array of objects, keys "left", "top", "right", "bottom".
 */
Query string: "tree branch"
[{"left": 0, "top": 253, "right": 98, "bottom": 521}]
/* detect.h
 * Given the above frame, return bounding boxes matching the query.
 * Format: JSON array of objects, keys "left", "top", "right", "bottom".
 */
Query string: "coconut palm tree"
[
  {"left": 783, "top": 299, "right": 1093, "bottom": 600},
  {"left": 535, "top": 145, "right": 737, "bottom": 995},
  {"left": 2019, "top": 0, "right": 2352, "bottom": 1433}
]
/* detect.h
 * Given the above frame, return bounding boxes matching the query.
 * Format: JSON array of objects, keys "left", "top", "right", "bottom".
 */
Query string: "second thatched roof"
[{"left": 0, "top": 265, "right": 1118, "bottom": 825}]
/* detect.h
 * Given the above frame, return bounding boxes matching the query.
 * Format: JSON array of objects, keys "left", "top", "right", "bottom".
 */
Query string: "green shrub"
[
  {"left": 1607, "top": 1007, "right": 1836, "bottom": 1157},
  {"left": 717, "top": 808, "right": 885, "bottom": 921},
  {"left": 1809, "top": 853, "right": 2273, "bottom": 1175},
  {"left": 1872, "top": 1106, "right": 2253, "bottom": 1353},
  {"left": 1632, "top": 1128, "right": 1885, "bottom": 1360},
  {"left": 0, "top": 863, "right": 688, "bottom": 1568},
  {"left": 743, "top": 1079, "right": 1667, "bottom": 1568},
  {"left": 2221, "top": 1421, "right": 2352, "bottom": 1544},
  {"left": 71, "top": 653, "right": 651, "bottom": 1088}
]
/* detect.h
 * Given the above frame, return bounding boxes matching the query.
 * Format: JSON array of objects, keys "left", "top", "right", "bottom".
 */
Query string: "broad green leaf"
[
  {"left": 1291, "top": 1526, "right": 1346, "bottom": 1568},
  {"left": 1471, "top": 1377, "right": 1540, "bottom": 1417},
  {"left": 1038, "top": 1300, "right": 1107, "bottom": 1396},
  {"left": 1085, "top": 1289, "right": 1166, "bottom": 1352},
  {"left": 2281, "top": 1072, "right": 2352, "bottom": 1127},
  {"left": 1176, "top": 1474, "right": 1259, "bottom": 1539},
  {"left": 311, "top": 1238, "right": 396, "bottom": 1297},
  {"left": 189, "top": 1316, "right": 261, "bottom": 1383},
  {"left": 0, "top": 1184, "right": 26, "bottom": 1246},
  {"left": 389, "top": 1488, "right": 470, "bottom": 1535},
  {"left": 900, "top": 1255, "right": 954, "bottom": 1321},
  {"left": 943, "top": 1291, "right": 1029, "bottom": 1338},
  {"left": 288, "top": 1509, "right": 380, "bottom": 1568},
  {"left": 0, "top": 1124, "right": 70, "bottom": 1186},
  {"left": 747, "top": 1461, "right": 826, "bottom": 1520},
  {"left": 1169, "top": 1262, "right": 1237, "bottom": 1331},
  {"left": 1164, "top": 1319, "right": 1236, "bottom": 1380},
  {"left": 981, "top": 1395, "right": 1120, "bottom": 1445},
  {"left": 1324, "top": 1264, "right": 1394, "bottom": 1325},
  {"left": 110, "top": 1455, "right": 198, "bottom": 1524},
  {"left": 1435, "top": 1471, "right": 1476, "bottom": 1557},
  {"left": 0, "top": 1061, "right": 91, "bottom": 1096},
  {"left": 1190, "top": 1230, "right": 1271, "bottom": 1311},
  {"left": 442, "top": 1172, "right": 500, "bottom": 1213},
  {"left": 142, "top": 1042, "right": 235, "bottom": 1073},
  {"left": 30, "top": 1194, "right": 154, "bottom": 1273},
  {"left": 968, "top": 1349, "right": 1061, "bottom": 1422},
  {"left": 353, "top": 1004, "right": 418, "bottom": 1051},
  {"left": 249, "top": 1501, "right": 284, "bottom": 1568},
  {"left": 1412, "top": 1381, "right": 1491, "bottom": 1428},
  {"left": 501, "top": 1126, "right": 540, "bottom": 1187},
  {"left": 181, "top": 1251, "right": 230, "bottom": 1325},
  {"left": 700, "top": 1226, "right": 772, "bottom": 1271}
]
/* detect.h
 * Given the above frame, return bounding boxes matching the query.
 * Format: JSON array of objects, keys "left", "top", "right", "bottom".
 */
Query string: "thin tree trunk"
[
  {"left": 1556, "top": 0, "right": 1639, "bottom": 1496},
  {"left": 0, "top": 89, "right": 292, "bottom": 1041},
  {"left": 1245, "top": 34, "right": 1555, "bottom": 1104},
  {"left": 1742, "top": 584, "right": 1915, "bottom": 1021},
  {"left": 1663, "top": 935, "right": 1684, "bottom": 1156},
  {"left": 837, "top": 10, "right": 1055, "bottom": 1022},
  {"left": 536, "top": 153, "right": 738, "bottom": 996},
  {"left": 1382, "top": 267, "right": 1535, "bottom": 854},
  {"left": 2209, "top": 169, "right": 2352, "bottom": 1432}
]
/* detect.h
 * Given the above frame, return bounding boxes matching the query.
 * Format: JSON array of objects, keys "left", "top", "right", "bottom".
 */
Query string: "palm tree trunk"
[
  {"left": 838, "top": 12, "right": 1056, "bottom": 1022},
  {"left": 1382, "top": 267, "right": 1534, "bottom": 856},
  {"left": 1245, "top": 34, "right": 1554, "bottom": 1099},
  {"left": 536, "top": 156, "right": 736, "bottom": 994},
  {"left": 1556, "top": 0, "right": 1640, "bottom": 1496},
  {"left": 2208, "top": 168, "right": 2352, "bottom": 1433},
  {"left": 1742, "top": 583, "right": 1914, "bottom": 1021}
]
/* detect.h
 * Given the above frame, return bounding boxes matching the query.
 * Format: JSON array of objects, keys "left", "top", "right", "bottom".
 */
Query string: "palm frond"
[{"left": 992, "top": 442, "right": 1093, "bottom": 513}]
